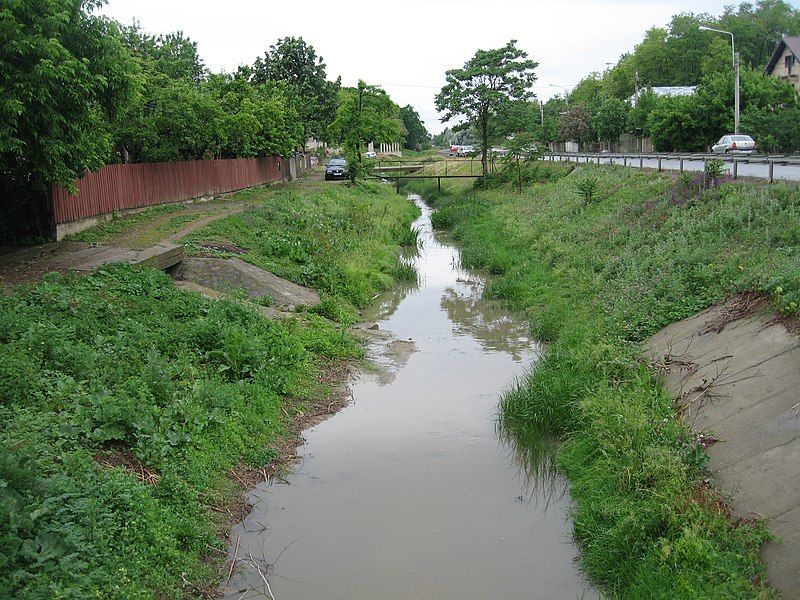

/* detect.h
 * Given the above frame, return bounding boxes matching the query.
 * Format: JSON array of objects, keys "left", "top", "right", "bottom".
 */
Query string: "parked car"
[
  {"left": 712, "top": 134, "right": 757, "bottom": 154},
  {"left": 364, "top": 151, "right": 377, "bottom": 159},
  {"left": 325, "top": 157, "right": 349, "bottom": 181}
]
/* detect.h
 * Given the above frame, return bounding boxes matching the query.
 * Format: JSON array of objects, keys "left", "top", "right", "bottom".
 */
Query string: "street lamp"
[{"left": 699, "top": 25, "right": 740, "bottom": 134}]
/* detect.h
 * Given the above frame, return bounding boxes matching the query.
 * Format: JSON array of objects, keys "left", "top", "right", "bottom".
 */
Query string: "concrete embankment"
[{"left": 646, "top": 296, "right": 800, "bottom": 596}]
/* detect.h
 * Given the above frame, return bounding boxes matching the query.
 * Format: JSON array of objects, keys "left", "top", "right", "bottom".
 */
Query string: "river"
[{"left": 221, "top": 195, "right": 592, "bottom": 599}]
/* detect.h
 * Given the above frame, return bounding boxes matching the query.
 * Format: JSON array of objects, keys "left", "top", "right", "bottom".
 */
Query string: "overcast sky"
[{"left": 101, "top": 0, "right": 735, "bottom": 134}]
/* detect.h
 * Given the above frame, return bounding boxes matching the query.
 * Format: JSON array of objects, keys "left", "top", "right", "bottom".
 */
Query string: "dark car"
[{"left": 325, "top": 157, "right": 349, "bottom": 181}]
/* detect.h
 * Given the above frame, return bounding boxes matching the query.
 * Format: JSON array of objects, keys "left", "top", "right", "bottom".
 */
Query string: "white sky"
[{"left": 101, "top": 0, "right": 734, "bottom": 134}]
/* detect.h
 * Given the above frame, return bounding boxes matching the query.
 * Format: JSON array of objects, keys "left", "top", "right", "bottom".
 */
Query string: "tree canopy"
[
  {"left": 252, "top": 36, "right": 340, "bottom": 142},
  {"left": 0, "top": 0, "right": 139, "bottom": 197},
  {"left": 530, "top": 0, "right": 800, "bottom": 152},
  {"left": 399, "top": 105, "right": 430, "bottom": 151},
  {"left": 436, "top": 40, "right": 538, "bottom": 175},
  {"left": 329, "top": 81, "right": 404, "bottom": 180}
]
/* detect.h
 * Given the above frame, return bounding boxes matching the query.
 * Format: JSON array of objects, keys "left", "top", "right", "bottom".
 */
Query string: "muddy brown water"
[{"left": 221, "top": 195, "right": 593, "bottom": 599}]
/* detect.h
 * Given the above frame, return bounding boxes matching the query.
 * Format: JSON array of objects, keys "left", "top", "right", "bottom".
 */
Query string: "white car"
[
  {"left": 364, "top": 151, "right": 377, "bottom": 159},
  {"left": 712, "top": 134, "right": 757, "bottom": 154}
]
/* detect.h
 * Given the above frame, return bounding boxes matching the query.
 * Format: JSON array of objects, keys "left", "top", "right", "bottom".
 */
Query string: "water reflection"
[{"left": 221, "top": 194, "right": 594, "bottom": 599}]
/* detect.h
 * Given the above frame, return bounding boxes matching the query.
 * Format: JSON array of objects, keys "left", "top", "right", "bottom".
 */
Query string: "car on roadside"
[
  {"left": 364, "top": 151, "right": 377, "bottom": 159},
  {"left": 712, "top": 134, "right": 757, "bottom": 154},
  {"left": 325, "top": 157, "right": 349, "bottom": 181}
]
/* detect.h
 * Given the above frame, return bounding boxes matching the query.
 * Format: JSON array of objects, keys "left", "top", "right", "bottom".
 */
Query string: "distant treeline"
[
  {"left": 0, "top": 1, "right": 430, "bottom": 206},
  {"left": 432, "top": 2, "right": 800, "bottom": 154}
]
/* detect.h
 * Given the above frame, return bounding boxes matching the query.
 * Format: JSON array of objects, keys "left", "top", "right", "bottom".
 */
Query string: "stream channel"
[{"left": 222, "top": 195, "right": 593, "bottom": 599}]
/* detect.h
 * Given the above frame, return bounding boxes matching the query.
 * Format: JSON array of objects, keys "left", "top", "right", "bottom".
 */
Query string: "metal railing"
[{"left": 547, "top": 152, "right": 800, "bottom": 183}]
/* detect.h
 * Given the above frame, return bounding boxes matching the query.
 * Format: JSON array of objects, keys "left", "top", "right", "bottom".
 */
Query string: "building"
[{"left": 764, "top": 35, "right": 800, "bottom": 92}]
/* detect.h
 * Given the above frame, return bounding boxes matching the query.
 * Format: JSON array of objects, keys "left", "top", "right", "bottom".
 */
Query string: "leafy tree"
[
  {"left": 252, "top": 37, "right": 340, "bottom": 143},
  {"left": 119, "top": 23, "right": 206, "bottom": 83},
  {"left": 601, "top": 55, "right": 637, "bottom": 100},
  {"left": 647, "top": 95, "right": 707, "bottom": 151},
  {"left": 718, "top": 0, "right": 800, "bottom": 68},
  {"left": 495, "top": 99, "right": 541, "bottom": 154},
  {"left": 329, "top": 81, "right": 404, "bottom": 180},
  {"left": 593, "top": 97, "right": 630, "bottom": 143},
  {"left": 569, "top": 75, "right": 604, "bottom": 113},
  {"left": 435, "top": 40, "right": 538, "bottom": 176},
  {"left": 431, "top": 127, "right": 478, "bottom": 148},
  {"left": 399, "top": 105, "right": 430, "bottom": 151},
  {"left": 741, "top": 105, "right": 800, "bottom": 152},
  {"left": 627, "top": 89, "right": 660, "bottom": 138},
  {"left": 114, "top": 74, "right": 222, "bottom": 162},
  {"left": 559, "top": 105, "right": 595, "bottom": 146},
  {"left": 0, "top": 0, "right": 138, "bottom": 200},
  {"left": 536, "top": 97, "right": 566, "bottom": 145}
]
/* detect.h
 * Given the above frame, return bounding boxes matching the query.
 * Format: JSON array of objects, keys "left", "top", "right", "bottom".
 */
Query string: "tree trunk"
[{"left": 480, "top": 112, "right": 489, "bottom": 177}]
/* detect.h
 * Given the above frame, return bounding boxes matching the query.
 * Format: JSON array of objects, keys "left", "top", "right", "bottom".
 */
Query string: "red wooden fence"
[{"left": 51, "top": 156, "right": 283, "bottom": 225}]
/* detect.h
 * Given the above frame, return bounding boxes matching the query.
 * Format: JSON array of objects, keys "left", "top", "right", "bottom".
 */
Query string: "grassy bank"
[
  {"left": 409, "top": 162, "right": 799, "bottom": 597},
  {"left": 181, "top": 180, "right": 420, "bottom": 322},
  {"left": 0, "top": 181, "right": 417, "bottom": 598}
]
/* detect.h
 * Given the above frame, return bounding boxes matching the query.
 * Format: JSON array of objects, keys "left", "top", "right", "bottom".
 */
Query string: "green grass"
[
  {"left": 0, "top": 181, "right": 419, "bottom": 598},
  {"left": 421, "top": 161, "right": 798, "bottom": 598},
  {"left": 65, "top": 203, "right": 187, "bottom": 243},
  {"left": 182, "top": 180, "right": 420, "bottom": 323}
]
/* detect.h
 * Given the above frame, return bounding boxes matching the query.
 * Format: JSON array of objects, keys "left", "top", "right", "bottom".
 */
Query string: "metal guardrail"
[{"left": 547, "top": 152, "right": 800, "bottom": 183}]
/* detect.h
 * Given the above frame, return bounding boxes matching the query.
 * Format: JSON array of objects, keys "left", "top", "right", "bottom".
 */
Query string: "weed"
[
  {"left": 0, "top": 181, "right": 417, "bottom": 597},
  {"left": 428, "top": 164, "right": 793, "bottom": 597},
  {"left": 575, "top": 175, "right": 599, "bottom": 204}
]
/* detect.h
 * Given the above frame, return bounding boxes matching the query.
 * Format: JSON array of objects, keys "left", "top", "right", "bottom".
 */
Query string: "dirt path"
[
  {"left": 646, "top": 297, "right": 800, "bottom": 596},
  {"left": 163, "top": 204, "right": 250, "bottom": 243}
]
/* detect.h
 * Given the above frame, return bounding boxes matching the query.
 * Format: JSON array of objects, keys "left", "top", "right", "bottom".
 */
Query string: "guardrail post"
[
  {"left": 396, "top": 178, "right": 401, "bottom": 194},
  {"left": 733, "top": 159, "right": 738, "bottom": 179},
  {"left": 658, "top": 157, "right": 662, "bottom": 172},
  {"left": 639, "top": 156, "right": 643, "bottom": 169},
  {"left": 703, "top": 158, "right": 708, "bottom": 173},
  {"left": 679, "top": 157, "right": 684, "bottom": 173},
  {"left": 623, "top": 156, "right": 628, "bottom": 167},
  {"left": 769, "top": 160, "right": 774, "bottom": 183},
  {"left": 596, "top": 155, "right": 600, "bottom": 165},
  {"left": 609, "top": 156, "right": 614, "bottom": 166}
]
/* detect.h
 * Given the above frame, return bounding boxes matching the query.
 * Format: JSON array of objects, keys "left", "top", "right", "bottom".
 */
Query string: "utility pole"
[
  {"left": 540, "top": 99, "right": 544, "bottom": 125},
  {"left": 699, "top": 26, "right": 739, "bottom": 133},
  {"left": 734, "top": 52, "right": 740, "bottom": 134}
]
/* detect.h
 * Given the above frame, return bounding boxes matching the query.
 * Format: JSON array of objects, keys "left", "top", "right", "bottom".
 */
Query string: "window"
[{"left": 786, "top": 54, "right": 795, "bottom": 75}]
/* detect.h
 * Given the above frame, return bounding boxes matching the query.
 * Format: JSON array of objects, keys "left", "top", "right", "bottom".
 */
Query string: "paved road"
[{"left": 549, "top": 153, "right": 800, "bottom": 182}]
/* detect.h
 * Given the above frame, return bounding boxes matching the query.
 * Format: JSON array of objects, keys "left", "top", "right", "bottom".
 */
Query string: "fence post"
[
  {"left": 396, "top": 178, "right": 401, "bottom": 194},
  {"left": 733, "top": 159, "right": 738, "bottom": 179},
  {"left": 445, "top": 160, "right": 448, "bottom": 176},
  {"left": 438, "top": 177, "right": 441, "bottom": 193},
  {"left": 658, "top": 157, "right": 662, "bottom": 172},
  {"left": 679, "top": 157, "right": 684, "bottom": 173},
  {"left": 769, "top": 160, "right": 774, "bottom": 183},
  {"left": 703, "top": 157, "right": 708, "bottom": 174}
]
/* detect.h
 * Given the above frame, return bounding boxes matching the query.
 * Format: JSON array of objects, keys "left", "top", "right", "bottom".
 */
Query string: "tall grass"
[
  {"left": 427, "top": 163, "right": 795, "bottom": 597},
  {"left": 183, "top": 181, "right": 420, "bottom": 323},
  {"left": 0, "top": 181, "right": 419, "bottom": 598}
]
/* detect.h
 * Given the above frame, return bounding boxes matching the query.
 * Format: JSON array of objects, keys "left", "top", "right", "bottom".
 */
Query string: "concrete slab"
[
  {"left": 0, "top": 242, "right": 184, "bottom": 287},
  {"left": 168, "top": 257, "right": 319, "bottom": 310},
  {"left": 646, "top": 300, "right": 800, "bottom": 596}
]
